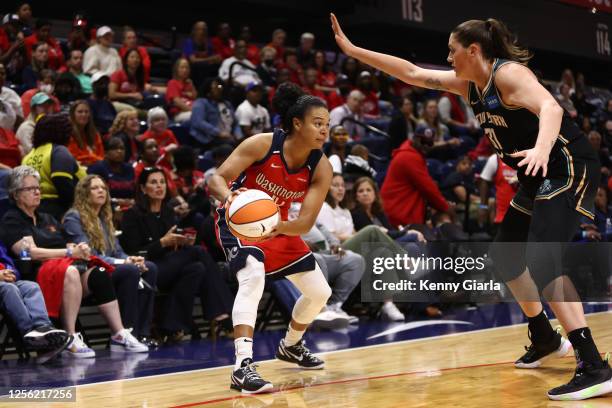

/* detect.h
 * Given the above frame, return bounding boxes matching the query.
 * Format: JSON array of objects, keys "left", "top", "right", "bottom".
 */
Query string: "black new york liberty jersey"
[{"left": 468, "top": 59, "right": 583, "bottom": 175}]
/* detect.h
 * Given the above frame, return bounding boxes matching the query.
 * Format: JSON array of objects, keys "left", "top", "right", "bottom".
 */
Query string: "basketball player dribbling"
[
  {"left": 209, "top": 83, "right": 333, "bottom": 393},
  {"left": 331, "top": 14, "right": 611, "bottom": 400}
]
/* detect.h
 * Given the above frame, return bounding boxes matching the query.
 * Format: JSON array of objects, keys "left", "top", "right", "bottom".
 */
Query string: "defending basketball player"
[
  {"left": 209, "top": 83, "right": 333, "bottom": 393},
  {"left": 331, "top": 14, "right": 611, "bottom": 401}
]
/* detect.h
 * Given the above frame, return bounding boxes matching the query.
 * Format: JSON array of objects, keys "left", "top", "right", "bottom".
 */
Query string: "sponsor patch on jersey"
[{"left": 484, "top": 95, "right": 501, "bottom": 109}]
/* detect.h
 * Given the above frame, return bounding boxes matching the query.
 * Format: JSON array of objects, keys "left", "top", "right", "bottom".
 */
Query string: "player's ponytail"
[
  {"left": 272, "top": 82, "right": 327, "bottom": 133},
  {"left": 452, "top": 18, "right": 532, "bottom": 65}
]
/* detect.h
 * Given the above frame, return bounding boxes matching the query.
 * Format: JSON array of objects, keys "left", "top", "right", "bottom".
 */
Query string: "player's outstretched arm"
[
  {"left": 272, "top": 156, "right": 333, "bottom": 237},
  {"left": 208, "top": 133, "right": 272, "bottom": 204},
  {"left": 331, "top": 13, "right": 468, "bottom": 98}
]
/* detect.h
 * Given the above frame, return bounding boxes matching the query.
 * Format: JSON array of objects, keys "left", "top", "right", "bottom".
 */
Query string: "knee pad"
[
  {"left": 232, "top": 255, "right": 265, "bottom": 327},
  {"left": 87, "top": 267, "right": 116, "bottom": 305}
]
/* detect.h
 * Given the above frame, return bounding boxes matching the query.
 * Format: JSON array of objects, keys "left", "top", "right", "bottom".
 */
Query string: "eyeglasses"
[{"left": 17, "top": 186, "right": 41, "bottom": 193}]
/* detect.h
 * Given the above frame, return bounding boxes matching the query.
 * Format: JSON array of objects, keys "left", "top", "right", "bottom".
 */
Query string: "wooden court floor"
[{"left": 8, "top": 311, "right": 612, "bottom": 408}]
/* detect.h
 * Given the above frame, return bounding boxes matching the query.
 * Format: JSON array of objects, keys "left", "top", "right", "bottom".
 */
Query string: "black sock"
[
  {"left": 568, "top": 327, "right": 603, "bottom": 365},
  {"left": 527, "top": 310, "right": 555, "bottom": 343}
]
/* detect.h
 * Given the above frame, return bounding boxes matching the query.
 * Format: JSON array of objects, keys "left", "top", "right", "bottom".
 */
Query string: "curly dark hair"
[{"left": 32, "top": 113, "right": 72, "bottom": 148}]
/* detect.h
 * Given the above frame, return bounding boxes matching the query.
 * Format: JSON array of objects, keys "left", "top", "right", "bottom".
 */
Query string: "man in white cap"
[{"left": 83, "top": 26, "right": 122, "bottom": 77}]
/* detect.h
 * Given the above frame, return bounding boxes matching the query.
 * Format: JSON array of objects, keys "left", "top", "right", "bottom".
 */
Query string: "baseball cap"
[
  {"left": 1, "top": 14, "right": 19, "bottom": 25},
  {"left": 91, "top": 72, "right": 110, "bottom": 84},
  {"left": 414, "top": 124, "right": 437, "bottom": 144},
  {"left": 30, "top": 92, "right": 52, "bottom": 108},
  {"left": 96, "top": 26, "right": 113, "bottom": 38},
  {"left": 245, "top": 81, "right": 263, "bottom": 92}
]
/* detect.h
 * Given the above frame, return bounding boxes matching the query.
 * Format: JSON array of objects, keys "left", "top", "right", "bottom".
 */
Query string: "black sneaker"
[
  {"left": 515, "top": 326, "right": 572, "bottom": 369},
  {"left": 36, "top": 334, "right": 73, "bottom": 364},
  {"left": 276, "top": 339, "right": 324, "bottom": 369},
  {"left": 548, "top": 354, "right": 612, "bottom": 400},
  {"left": 23, "top": 325, "right": 70, "bottom": 351},
  {"left": 230, "top": 358, "right": 273, "bottom": 394}
]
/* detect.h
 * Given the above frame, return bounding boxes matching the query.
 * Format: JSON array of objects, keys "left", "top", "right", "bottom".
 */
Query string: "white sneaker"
[
  {"left": 110, "top": 328, "right": 148, "bottom": 353},
  {"left": 312, "top": 308, "right": 349, "bottom": 330},
  {"left": 381, "top": 302, "right": 405, "bottom": 321},
  {"left": 63, "top": 332, "right": 95, "bottom": 358},
  {"left": 329, "top": 303, "right": 359, "bottom": 325}
]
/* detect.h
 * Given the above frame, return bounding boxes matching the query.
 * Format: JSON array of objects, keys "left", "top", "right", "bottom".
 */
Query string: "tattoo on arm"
[{"left": 425, "top": 77, "right": 447, "bottom": 91}]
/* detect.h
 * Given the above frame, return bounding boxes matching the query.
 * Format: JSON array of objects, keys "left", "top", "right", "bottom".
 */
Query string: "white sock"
[
  {"left": 284, "top": 326, "right": 305, "bottom": 347},
  {"left": 234, "top": 337, "right": 253, "bottom": 370}
]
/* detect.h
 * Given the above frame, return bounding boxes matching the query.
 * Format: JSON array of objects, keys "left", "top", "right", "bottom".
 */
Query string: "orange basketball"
[{"left": 226, "top": 189, "right": 280, "bottom": 241}]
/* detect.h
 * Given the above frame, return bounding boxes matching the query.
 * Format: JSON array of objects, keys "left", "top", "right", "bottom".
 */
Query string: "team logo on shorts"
[{"left": 538, "top": 179, "right": 552, "bottom": 195}]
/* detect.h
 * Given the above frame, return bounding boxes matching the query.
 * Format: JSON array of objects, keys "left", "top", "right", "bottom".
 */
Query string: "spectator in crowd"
[
  {"left": 557, "top": 82, "right": 577, "bottom": 119},
  {"left": 218, "top": 39, "right": 259, "bottom": 87},
  {"left": 595, "top": 99, "right": 612, "bottom": 131},
  {"left": 119, "top": 26, "right": 151, "bottom": 83},
  {"left": 166, "top": 58, "right": 196, "bottom": 123},
  {"left": 388, "top": 95, "right": 417, "bottom": 150},
  {"left": 0, "top": 165, "right": 147, "bottom": 358},
  {"left": 211, "top": 22, "right": 235, "bottom": 61},
  {"left": 317, "top": 174, "right": 429, "bottom": 320},
  {"left": 109, "top": 48, "right": 154, "bottom": 112},
  {"left": 479, "top": 153, "right": 519, "bottom": 231},
  {"left": 343, "top": 144, "right": 377, "bottom": 183},
  {"left": 60, "top": 15, "right": 90, "bottom": 59},
  {"left": 340, "top": 56, "right": 359, "bottom": 86},
  {"left": 587, "top": 130, "right": 611, "bottom": 180},
  {"left": 88, "top": 137, "right": 136, "bottom": 202},
  {"left": 54, "top": 72, "right": 82, "bottom": 112},
  {"left": 21, "top": 41, "right": 50, "bottom": 91},
  {"left": 173, "top": 145, "right": 207, "bottom": 212},
  {"left": 121, "top": 167, "right": 232, "bottom": 342},
  {"left": 256, "top": 46, "right": 277, "bottom": 89},
  {"left": 63, "top": 175, "right": 158, "bottom": 347},
  {"left": 203, "top": 143, "right": 233, "bottom": 185},
  {"left": 15, "top": 3, "right": 33, "bottom": 37},
  {"left": 133, "top": 138, "right": 177, "bottom": 197},
  {"left": 235, "top": 81, "right": 270, "bottom": 139},
  {"left": 24, "top": 19, "right": 63, "bottom": 70},
  {"left": 62, "top": 49, "right": 92, "bottom": 95},
  {"left": 329, "top": 90, "right": 366, "bottom": 140},
  {"left": 182, "top": 21, "right": 221, "bottom": 88},
  {"left": 325, "top": 125, "right": 350, "bottom": 174},
  {"left": 108, "top": 109, "right": 140, "bottom": 162},
  {"left": 381, "top": 125, "right": 450, "bottom": 227},
  {"left": 353, "top": 176, "right": 406, "bottom": 237},
  {"left": 297, "top": 32, "right": 315, "bottom": 67},
  {"left": 140, "top": 107, "right": 178, "bottom": 156},
  {"left": 356, "top": 71, "right": 380, "bottom": 118},
  {"left": 0, "top": 62, "right": 24, "bottom": 129},
  {"left": 438, "top": 91, "right": 480, "bottom": 136},
  {"left": 15, "top": 92, "right": 54, "bottom": 156},
  {"left": 557, "top": 68, "right": 576, "bottom": 95},
  {"left": 0, "top": 245, "right": 71, "bottom": 363},
  {"left": 0, "top": 14, "right": 27, "bottom": 84},
  {"left": 67, "top": 100, "right": 104, "bottom": 166},
  {"left": 20, "top": 68, "right": 60, "bottom": 118},
  {"left": 326, "top": 73, "right": 351, "bottom": 110},
  {"left": 189, "top": 78, "right": 240, "bottom": 149},
  {"left": 266, "top": 28, "right": 286, "bottom": 63},
  {"left": 0, "top": 124, "right": 21, "bottom": 169},
  {"left": 313, "top": 50, "right": 337, "bottom": 92},
  {"left": 281, "top": 49, "right": 304, "bottom": 85},
  {"left": 302, "top": 67, "right": 326, "bottom": 101},
  {"left": 83, "top": 26, "right": 122, "bottom": 78},
  {"left": 418, "top": 99, "right": 461, "bottom": 161},
  {"left": 21, "top": 114, "right": 86, "bottom": 220},
  {"left": 441, "top": 155, "right": 479, "bottom": 225},
  {"left": 581, "top": 116, "right": 593, "bottom": 134},
  {"left": 238, "top": 26, "right": 260, "bottom": 66},
  {"left": 87, "top": 73, "right": 117, "bottom": 135}
]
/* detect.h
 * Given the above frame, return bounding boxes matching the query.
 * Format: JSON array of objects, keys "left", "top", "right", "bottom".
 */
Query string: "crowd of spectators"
[{"left": 0, "top": 3, "right": 610, "bottom": 362}]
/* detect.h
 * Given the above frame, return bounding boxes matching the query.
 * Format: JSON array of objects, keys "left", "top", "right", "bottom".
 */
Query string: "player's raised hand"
[
  {"left": 330, "top": 13, "right": 355, "bottom": 55},
  {"left": 510, "top": 147, "right": 549, "bottom": 177}
]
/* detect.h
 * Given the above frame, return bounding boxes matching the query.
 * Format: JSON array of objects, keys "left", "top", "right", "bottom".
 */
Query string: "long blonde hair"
[
  {"left": 72, "top": 175, "right": 116, "bottom": 253},
  {"left": 108, "top": 110, "right": 138, "bottom": 136}
]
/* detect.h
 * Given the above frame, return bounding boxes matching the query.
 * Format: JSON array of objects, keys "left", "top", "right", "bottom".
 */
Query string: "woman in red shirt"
[
  {"left": 67, "top": 100, "right": 104, "bottom": 166},
  {"left": 119, "top": 27, "right": 151, "bottom": 83},
  {"left": 109, "top": 48, "right": 161, "bottom": 111},
  {"left": 165, "top": 58, "right": 196, "bottom": 123}
]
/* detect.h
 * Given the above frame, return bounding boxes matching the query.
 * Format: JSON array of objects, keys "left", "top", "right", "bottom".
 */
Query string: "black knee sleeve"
[
  {"left": 87, "top": 267, "right": 116, "bottom": 305},
  {"left": 489, "top": 206, "right": 530, "bottom": 283}
]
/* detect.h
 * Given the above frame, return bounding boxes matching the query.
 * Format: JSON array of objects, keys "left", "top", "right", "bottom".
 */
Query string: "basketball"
[{"left": 226, "top": 189, "right": 280, "bottom": 241}]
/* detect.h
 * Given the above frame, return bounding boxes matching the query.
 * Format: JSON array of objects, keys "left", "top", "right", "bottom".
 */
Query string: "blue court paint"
[{"left": 0, "top": 303, "right": 609, "bottom": 393}]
